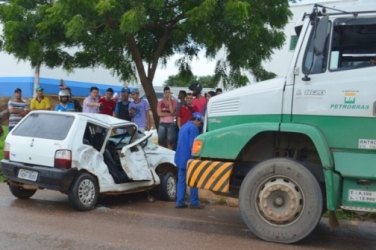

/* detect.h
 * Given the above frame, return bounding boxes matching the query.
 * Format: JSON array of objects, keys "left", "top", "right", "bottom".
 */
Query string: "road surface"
[{"left": 0, "top": 184, "right": 375, "bottom": 250}]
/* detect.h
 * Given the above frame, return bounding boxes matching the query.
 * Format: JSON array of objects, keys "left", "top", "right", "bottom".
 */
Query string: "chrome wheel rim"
[
  {"left": 78, "top": 179, "right": 96, "bottom": 206},
  {"left": 166, "top": 176, "right": 176, "bottom": 199}
]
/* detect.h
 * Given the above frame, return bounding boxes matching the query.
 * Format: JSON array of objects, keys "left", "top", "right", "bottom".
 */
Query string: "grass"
[
  {"left": 0, "top": 126, "right": 7, "bottom": 182},
  {"left": 324, "top": 209, "right": 376, "bottom": 222}
]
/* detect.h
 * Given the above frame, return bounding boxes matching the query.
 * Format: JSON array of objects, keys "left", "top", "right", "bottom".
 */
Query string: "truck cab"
[{"left": 188, "top": 2, "right": 376, "bottom": 244}]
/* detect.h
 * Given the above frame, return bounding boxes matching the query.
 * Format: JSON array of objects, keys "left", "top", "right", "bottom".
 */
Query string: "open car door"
[{"left": 119, "top": 132, "right": 153, "bottom": 181}]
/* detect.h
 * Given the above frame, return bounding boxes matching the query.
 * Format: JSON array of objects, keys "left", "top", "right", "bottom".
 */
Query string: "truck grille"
[{"left": 209, "top": 98, "right": 240, "bottom": 116}]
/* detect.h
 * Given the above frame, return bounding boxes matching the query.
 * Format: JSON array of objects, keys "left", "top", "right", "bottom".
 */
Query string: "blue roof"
[{"left": 0, "top": 77, "right": 130, "bottom": 98}]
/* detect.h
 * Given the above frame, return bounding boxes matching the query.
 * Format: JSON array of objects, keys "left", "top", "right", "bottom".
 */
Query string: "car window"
[
  {"left": 83, "top": 122, "right": 107, "bottom": 151},
  {"left": 329, "top": 17, "right": 376, "bottom": 71},
  {"left": 12, "top": 113, "right": 74, "bottom": 140}
]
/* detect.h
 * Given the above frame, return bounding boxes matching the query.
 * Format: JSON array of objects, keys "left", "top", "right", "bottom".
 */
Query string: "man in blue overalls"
[{"left": 175, "top": 112, "right": 204, "bottom": 209}]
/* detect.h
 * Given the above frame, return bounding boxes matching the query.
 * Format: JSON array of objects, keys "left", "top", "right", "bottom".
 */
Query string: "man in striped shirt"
[{"left": 8, "top": 88, "right": 29, "bottom": 132}]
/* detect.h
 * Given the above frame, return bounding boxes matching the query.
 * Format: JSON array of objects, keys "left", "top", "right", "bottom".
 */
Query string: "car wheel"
[
  {"left": 239, "top": 158, "right": 323, "bottom": 244},
  {"left": 158, "top": 172, "right": 177, "bottom": 201},
  {"left": 68, "top": 173, "right": 99, "bottom": 211},
  {"left": 9, "top": 184, "right": 37, "bottom": 199}
]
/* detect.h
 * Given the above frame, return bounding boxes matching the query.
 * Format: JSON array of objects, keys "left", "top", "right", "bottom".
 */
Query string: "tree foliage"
[
  {"left": 0, "top": 0, "right": 291, "bottom": 124},
  {"left": 164, "top": 73, "right": 217, "bottom": 89}
]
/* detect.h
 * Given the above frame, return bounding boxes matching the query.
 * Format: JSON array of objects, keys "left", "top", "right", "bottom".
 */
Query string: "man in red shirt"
[
  {"left": 189, "top": 82, "right": 207, "bottom": 115},
  {"left": 99, "top": 88, "right": 116, "bottom": 116},
  {"left": 177, "top": 93, "right": 198, "bottom": 128}
]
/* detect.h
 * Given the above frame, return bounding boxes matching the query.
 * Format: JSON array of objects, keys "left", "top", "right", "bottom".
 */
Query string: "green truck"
[{"left": 187, "top": 2, "right": 376, "bottom": 243}]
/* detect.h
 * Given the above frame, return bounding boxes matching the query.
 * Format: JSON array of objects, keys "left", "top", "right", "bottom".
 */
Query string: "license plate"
[
  {"left": 17, "top": 169, "right": 38, "bottom": 182},
  {"left": 348, "top": 189, "right": 376, "bottom": 203}
]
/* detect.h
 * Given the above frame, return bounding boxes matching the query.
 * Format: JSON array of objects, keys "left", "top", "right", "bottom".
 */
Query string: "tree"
[
  {"left": 0, "top": 0, "right": 71, "bottom": 94},
  {"left": 164, "top": 73, "right": 217, "bottom": 89},
  {"left": 1, "top": 0, "right": 291, "bottom": 124}
]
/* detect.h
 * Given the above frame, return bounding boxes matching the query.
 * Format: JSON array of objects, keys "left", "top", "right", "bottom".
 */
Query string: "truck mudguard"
[{"left": 279, "top": 123, "right": 333, "bottom": 169}]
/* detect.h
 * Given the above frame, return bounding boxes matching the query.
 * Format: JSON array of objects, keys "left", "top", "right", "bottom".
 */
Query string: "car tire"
[
  {"left": 9, "top": 184, "right": 37, "bottom": 199},
  {"left": 158, "top": 172, "right": 177, "bottom": 201},
  {"left": 68, "top": 173, "right": 99, "bottom": 211},
  {"left": 239, "top": 158, "right": 323, "bottom": 244}
]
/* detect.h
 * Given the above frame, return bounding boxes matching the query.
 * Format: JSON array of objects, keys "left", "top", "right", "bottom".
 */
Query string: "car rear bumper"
[{"left": 1, "top": 160, "right": 78, "bottom": 193}]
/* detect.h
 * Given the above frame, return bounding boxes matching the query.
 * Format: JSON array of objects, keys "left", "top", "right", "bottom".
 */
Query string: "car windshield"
[
  {"left": 108, "top": 125, "right": 137, "bottom": 146},
  {"left": 12, "top": 113, "right": 74, "bottom": 140}
]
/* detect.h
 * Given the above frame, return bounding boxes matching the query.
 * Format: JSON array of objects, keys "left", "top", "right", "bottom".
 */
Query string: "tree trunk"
[
  {"left": 139, "top": 77, "right": 159, "bottom": 128},
  {"left": 127, "top": 35, "right": 160, "bottom": 128},
  {"left": 33, "top": 64, "right": 41, "bottom": 97}
]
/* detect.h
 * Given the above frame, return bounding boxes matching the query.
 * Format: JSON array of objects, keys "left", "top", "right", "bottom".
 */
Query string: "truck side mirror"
[{"left": 313, "top": 16, "right": 329, "bottom": 56}]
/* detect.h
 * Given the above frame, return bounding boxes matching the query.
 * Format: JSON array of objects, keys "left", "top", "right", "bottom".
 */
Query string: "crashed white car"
[{"left": 1, "top": 111, "right": 177, "bottom": 211}]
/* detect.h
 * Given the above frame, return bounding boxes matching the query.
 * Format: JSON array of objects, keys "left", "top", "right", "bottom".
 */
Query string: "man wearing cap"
[
  {"left": 129, "top": 88, "right": 150, "bottom": 132},
  {"left": 175, "top": 112, "right": 204, "bottom": 209},
  {"left": 114, "top": 87, "right": 131, "bottom": 121},
  {"left": 30, "top": 87, "right": 51, "bottom": 110},
  {"left": 99, "top": 88, "right": 116, "bottom": 116},
  {"left": 8, "top": 88, "right": 29, "bottom": 131}
]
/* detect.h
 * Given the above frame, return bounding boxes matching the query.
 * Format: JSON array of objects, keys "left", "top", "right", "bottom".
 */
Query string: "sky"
[{"left": 0, "top": 0, "right": 349, "bottom": 87}]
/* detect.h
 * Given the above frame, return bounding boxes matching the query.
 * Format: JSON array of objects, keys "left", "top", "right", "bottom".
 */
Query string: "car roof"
[{"left": 29, "top": 111, "right": 132, "bottom": 127}]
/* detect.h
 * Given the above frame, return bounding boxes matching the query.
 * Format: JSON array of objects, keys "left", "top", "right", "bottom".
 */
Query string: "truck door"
[
  {"left": 292, "top": 15, "right": 376, "bottom": 210},
  {"left": 292, "top": 16, "right": 376, "bottom": 153}
]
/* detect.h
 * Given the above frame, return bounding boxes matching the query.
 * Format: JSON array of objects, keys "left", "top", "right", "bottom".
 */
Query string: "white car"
[{"left": 1, "top": 111, "right": 177, "bottom": 211}]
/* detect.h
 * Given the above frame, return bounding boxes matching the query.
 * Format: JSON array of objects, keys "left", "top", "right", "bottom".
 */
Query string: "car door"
[{"left": 119, "top": 132, "right": 153, "bottom": 181}]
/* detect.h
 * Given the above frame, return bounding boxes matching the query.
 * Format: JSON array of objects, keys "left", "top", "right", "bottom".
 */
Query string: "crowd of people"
[{"left": 6, "top": 80, "right": 222, "bottom": 139}]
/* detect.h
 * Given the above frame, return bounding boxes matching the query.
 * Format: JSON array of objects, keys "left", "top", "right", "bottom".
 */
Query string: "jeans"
[
  {"left": 176, "top": 168, "right": 199, "bottom": 206},
  {"left": 158, "top": 122, "right": 176, "bottom": 148}
]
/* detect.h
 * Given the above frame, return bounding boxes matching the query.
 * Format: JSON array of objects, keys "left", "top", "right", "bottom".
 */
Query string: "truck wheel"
[
  {"left": 158, "top": 172, "right": 177, "bottom": 201},
  {"left": 9, "top": 184, "right": 37, "bottom": 199},
  {"left": 239, "top": 158, "right": 323, "bottom": 243},
  {"left": 68, "top": 173, "right": 99, "bottom": 211}
]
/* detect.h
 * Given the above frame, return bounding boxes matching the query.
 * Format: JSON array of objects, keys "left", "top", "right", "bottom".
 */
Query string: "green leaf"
[
  {"left": 120, "top": 7, "right": 146, "bottom": 34},
  {"left": 66, "top": 14, "right": 86, "bottom": 40}
]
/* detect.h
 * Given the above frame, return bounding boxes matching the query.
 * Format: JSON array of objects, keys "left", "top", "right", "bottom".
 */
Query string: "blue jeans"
[
  {"left": 158, "top": 122, "right": 176, "bottom": 148},
  {"left": 176, "top": 168, "right": 199, "bottom": 206}
]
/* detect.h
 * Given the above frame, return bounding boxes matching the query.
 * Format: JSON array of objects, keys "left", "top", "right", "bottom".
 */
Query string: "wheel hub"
[
  {"left": 78, "top": 179, "right": 95, "bottom": 205},
  {"left": 258, "top": 178, "right": 303, "bottom": 224},
  {"left": 166, "top": 176, "right": 176, "bottom": 198}
]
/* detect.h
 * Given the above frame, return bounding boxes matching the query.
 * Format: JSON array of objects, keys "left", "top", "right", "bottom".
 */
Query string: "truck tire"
[
  {"left": 9, "top": 184, "right": 37, "bottom": 199},
  {"left": 239, "top": 158, "right": 323, "bottom": 243},
  {"left": 68, "top": 173, "right": 99, "bottom": 211},
  {"left": 158, "top": 172, "right": 177, "bottom": 201}
]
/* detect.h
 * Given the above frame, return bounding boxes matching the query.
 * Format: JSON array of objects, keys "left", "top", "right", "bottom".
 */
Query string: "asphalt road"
[{"left": 0, "top": 184, "right": 375, "bottom": 250}]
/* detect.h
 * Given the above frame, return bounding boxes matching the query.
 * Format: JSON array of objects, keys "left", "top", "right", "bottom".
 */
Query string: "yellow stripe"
[
  {"left": 203, "top": 163, "right": 231, "bottom": 190},
  {"left": 188, "top": 161, "right": 210, "bottom": 187},
  {"left": 196, "top": 162, "right": 218, "bottom": 188},
  {"left": 212, "top": 163, "right": 233, "bottom": 192},
  {"left": 186, "top": 159, "right": 199, "bottom": 180}
]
